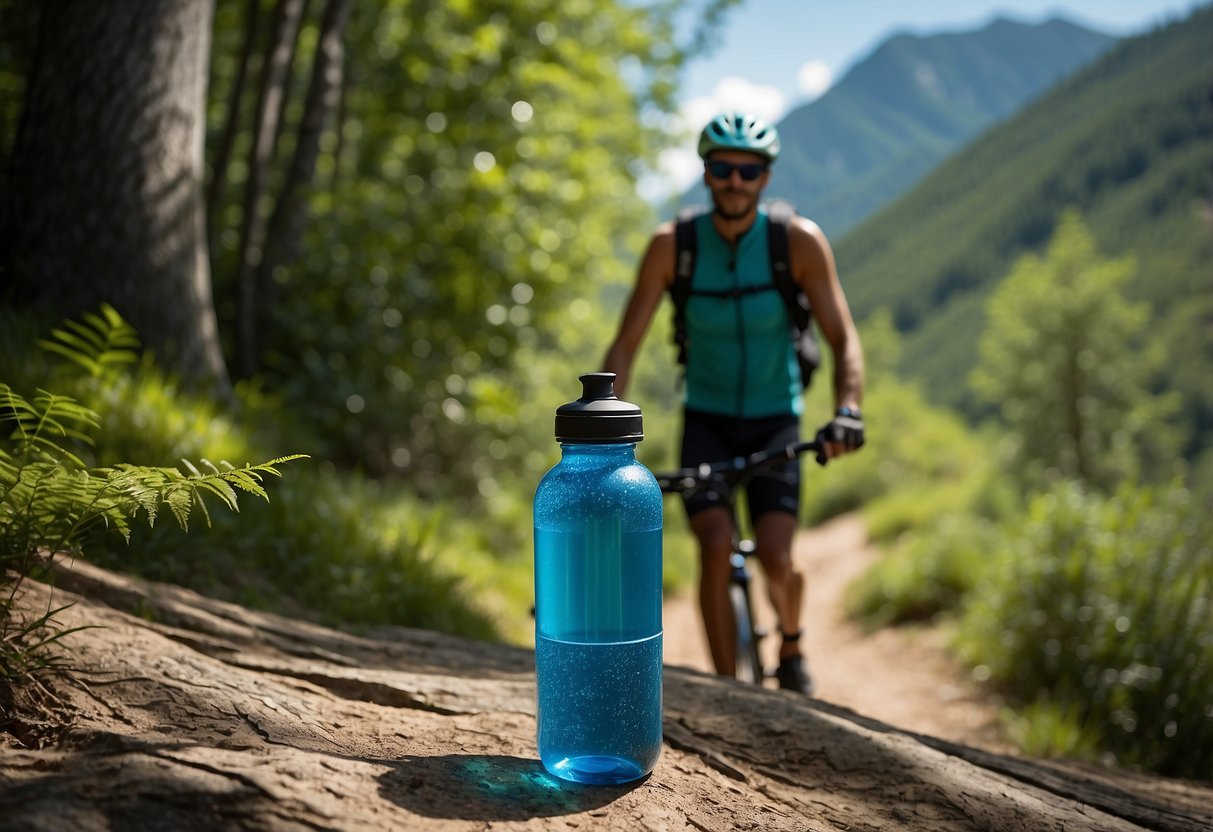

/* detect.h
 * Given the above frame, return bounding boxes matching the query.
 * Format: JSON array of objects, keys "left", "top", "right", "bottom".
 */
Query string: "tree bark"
[{"left": 3, "top": 0, "right": 229, "bottom": 393}]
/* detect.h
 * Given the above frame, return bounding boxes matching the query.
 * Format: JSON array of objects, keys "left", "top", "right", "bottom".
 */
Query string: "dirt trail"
[{"left": 663, "top": 513, "right": 1010, "bottom": 753}]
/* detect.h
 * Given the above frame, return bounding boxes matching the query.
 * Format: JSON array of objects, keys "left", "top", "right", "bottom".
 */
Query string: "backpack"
[{"left": 669, "top": 200, "right": 821, "bottom": 388}]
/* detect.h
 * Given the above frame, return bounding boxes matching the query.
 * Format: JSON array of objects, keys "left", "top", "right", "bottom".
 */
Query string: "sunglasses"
[{"left": 705, "top": 160, "right": 768, "bottom": 181}]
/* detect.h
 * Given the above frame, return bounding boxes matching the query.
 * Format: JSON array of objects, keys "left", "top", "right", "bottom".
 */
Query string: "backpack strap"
[
  {"left": 766, "top": 199, "right": 821, "bottom": 386},
  {"left": 766, "top": 199, "right": 810, "bottom": 332},
  {"left": 670, "top": 207, "right": 701, "bottom": 366}
]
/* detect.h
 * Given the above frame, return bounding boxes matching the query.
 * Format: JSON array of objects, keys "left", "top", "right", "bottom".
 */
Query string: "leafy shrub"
[
  {"left": 1001, "top": 699, "right": 1103, "bottom": 761},
  {"left": 955, "top": 480, "right": 1213, "bottom": 779},
  {"left": 802, "top": 376, "right": 994, "bottom": 533},
  {"left": 97, "top": 468, "right": 507, "bottom": 642},
  {"left": 0, "top": 381, "right": 301, "bottom": 680},
  {"left": 845, "top": 513, "right": 1002, "bottom": 629},
  {"left": 1, "top": 305, "right": 527, "bottom": 644}
]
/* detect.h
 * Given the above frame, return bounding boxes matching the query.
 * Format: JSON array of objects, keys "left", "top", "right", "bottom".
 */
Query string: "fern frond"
[
  {"left": 103, "top": 467, "right": 162, "bottom": 526},
  {"left": 255, "top": 454, "right": 309, "bottom": 473},
  {"left": 2, "top": 390, "right": 98, "bottom": 469},
  {"left": 197, "top": 478, "right": 241, "bottom": 511},
  {"left": 39, "top": 338, "right": 101, "bottom": 376},
  {"left": 37, "top": 302, "right": 141, "bottom": 379},
  {"left": 223, "top": 469, "right": 269, "bottom": 500},
  {"left": 166, "top": 489, "right": 193, "bottom": 531},
  {"left": 3, "top": 305, "right": 307, "bottom": 681},
  {"left": 192, "top": 489, "right": 214, "bottom": 529}
]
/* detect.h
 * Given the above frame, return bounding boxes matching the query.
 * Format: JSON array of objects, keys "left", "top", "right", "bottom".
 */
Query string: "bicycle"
[{"left": 654, "top": 438, "right": 825, "bottom": 687}]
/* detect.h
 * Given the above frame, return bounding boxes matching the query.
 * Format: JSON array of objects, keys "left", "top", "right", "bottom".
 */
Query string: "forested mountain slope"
[
  {"left": 836, "top": 6, "right": 1213, "bottom": 462},
  {"left": 759, "top": 17, "right": 1116, "bottom": 236}
]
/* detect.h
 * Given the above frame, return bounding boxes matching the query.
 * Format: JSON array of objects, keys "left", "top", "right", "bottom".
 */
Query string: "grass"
[{"left": 92, "top": 467, "right": 525, "bottom": 643}]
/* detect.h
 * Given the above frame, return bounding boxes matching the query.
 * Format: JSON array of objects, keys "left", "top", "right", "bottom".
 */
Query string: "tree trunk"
[
  {"left": 206, "top": 0, "right": 262, "bottom": 249},
  {"left": 3, "top": 0, "right": 229, "bottom": 393},
  {"left": 233, "top": 0, "right": 308, "bottom": 378},
  {"left": 254, "top": 0, "right": 352, "bottom": 325}
]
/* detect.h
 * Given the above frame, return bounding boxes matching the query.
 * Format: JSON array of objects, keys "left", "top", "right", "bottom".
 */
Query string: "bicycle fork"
[{"left": 729, "top": 541, "right": 768, "bottom": 684}]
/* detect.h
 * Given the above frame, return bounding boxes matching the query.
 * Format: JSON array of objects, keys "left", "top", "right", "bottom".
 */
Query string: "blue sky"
[{"left": 645, "top": 0, "right": 1203, "bottom": 197}]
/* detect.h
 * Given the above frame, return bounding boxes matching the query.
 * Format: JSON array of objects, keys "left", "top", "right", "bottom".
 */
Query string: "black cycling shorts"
[{"left": 679, "top": 408, "right": 801, "bottom": 522}]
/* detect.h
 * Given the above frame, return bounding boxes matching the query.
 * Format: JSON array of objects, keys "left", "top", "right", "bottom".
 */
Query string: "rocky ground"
[{"left": 1, "top": 522, "right": 1211, "bottom": 831}]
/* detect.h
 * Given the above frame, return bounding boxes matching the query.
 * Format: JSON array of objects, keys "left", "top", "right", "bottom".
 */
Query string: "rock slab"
[{"left": 2, "top": 559, "right": 1209, "bottom": 831}]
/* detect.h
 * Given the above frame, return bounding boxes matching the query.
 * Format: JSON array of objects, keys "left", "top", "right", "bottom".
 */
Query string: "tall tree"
[
  {"left": 2, "top": 0, "right": 229, "bottom": 392},
  {"left": 970, "top": 209, "right": 1178, "bottom": 492}
]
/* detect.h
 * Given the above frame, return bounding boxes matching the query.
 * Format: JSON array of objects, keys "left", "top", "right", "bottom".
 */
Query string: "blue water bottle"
[{"left": 533, "top": 372, "right": 663, "bottom": 785}]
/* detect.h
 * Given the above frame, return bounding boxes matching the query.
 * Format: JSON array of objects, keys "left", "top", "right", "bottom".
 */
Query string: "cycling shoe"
[{"left": 775, "top": 655, "right": 815, "bottom": 696}]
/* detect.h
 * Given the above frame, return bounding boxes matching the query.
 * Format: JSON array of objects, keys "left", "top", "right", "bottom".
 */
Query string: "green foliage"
[
  {"left": 1, "top": 305, "right": 536, "bottom": 646},
  {"left": 954, "top": 481, "right": 1213, "bottom": 779},
  {"left": 971, "top": 209, "right": 1179, "bottom": 492},
  {"left": 838, "top": 314, "right": 1013, "bottom": 628},
  {"left": 97, "top": 468, "right": 508, "bottom": 643},
  {"left": 203, "top": 0, "right": 699, "bottom": 494},
  {"left": 847, "top": 214, "right": 1209, "bottom": 777},
  {"left": 801, "top": 332, "right": 996, "bottom": 535},
  {"left": 0, "top": 305, "right": 307, "bottom": 679},
  {"left": 0, "top": 385, "right": 300, "bottom": 552},
  {"left": 845, "top": 513, "right": 1002, "bottom": 630},
  {"left": 837, "top": 7, "right": 1213, "bottom": 461},
  {"left": 1001, "top": 699, "right": 1103, "bottom": 762},
  {"left": 36, "top": 304, "right": 140, "bottom": 378},
  {"left": 0, "top": 381, "right": 302, "bottom": 679}
]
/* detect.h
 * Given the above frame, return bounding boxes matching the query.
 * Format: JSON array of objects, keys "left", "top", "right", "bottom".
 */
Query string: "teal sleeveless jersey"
[{"left": 683, "top": 210, "right": 802, "bottom": 418}]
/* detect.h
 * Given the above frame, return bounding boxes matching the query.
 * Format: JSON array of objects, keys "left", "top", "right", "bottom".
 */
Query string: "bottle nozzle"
[{"left": 579, "top": 372, "right": 618, "bottom": 402}]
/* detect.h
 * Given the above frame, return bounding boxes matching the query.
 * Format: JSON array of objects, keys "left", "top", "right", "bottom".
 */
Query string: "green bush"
[
  {"left": 803, "top": 375, "right": 994, "bottom": 534},
  {"left": 0, "top": 381, "right": 301, "bottom": 680},
  {"left": 846, "top": 513, "right": 1002, "bottom": 629},
  {"left": 94, "top": 468, "right": 507, "bottom": 643},
  {"left": 955, "top": 480, "right": 1213, "bottom": 779},
  {"left": 3, "top": 306, "right": 524, "bottom": 650}
]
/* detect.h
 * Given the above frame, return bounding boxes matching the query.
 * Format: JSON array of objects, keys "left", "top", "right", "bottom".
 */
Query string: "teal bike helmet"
[{"left": 697, "top": 113, "right": 781, "bottom": 162}]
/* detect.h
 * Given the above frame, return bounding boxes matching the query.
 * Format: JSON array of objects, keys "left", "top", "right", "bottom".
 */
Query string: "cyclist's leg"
[
  {"left": 752, "top": 510, "right": 803, "bottom": 659},
  {"left": 754, "top": 510, "right": 813, "bottom": 693},
  {"left": 679, "top": 408, "right": 739, "bottom": 677},
  {"left": 744, "top": 414, "right": 813, "bottom": 692},
  {"left": 689, "top": 505, "right": 736, "bottom": 676}
]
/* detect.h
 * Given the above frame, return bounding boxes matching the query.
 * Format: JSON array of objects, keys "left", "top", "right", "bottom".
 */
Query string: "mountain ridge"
[
  {"left": 834, "top": 5, "right": 1213, "bottom": 463},
  {"left": 686, "top": 16, "right": 1119, "bottom": 236}
]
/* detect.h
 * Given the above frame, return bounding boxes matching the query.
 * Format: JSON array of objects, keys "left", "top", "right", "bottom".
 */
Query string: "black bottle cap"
[{"left": 554, "top": 372, "right": 644, "bottom": 443}]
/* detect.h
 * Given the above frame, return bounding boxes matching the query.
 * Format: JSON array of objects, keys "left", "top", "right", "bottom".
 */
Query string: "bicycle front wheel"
[{"left": 729, "top": 583, "right": 764, "bottom": 685}]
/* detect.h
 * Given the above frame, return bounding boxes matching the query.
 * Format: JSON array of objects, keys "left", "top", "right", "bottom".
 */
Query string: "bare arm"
[
  {"left": 601, "top": 223, "right": 676, "bottom": 399},
  {"left": 789, "top": 216, "right": 865, "bottom": 416}
]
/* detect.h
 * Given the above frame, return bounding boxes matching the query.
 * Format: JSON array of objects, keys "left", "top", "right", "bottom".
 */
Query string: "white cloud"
[
  {"left": 797, "top": 60, "right": 833, "bottom": 100},
  {"left": 700, "top": 77, "right": 788, "bottom": 124},
  {"left": 641, "top": 77, "right": 789, "bottom": 202}
]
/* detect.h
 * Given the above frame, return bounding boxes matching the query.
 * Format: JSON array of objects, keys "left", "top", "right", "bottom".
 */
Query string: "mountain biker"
[{"left": 602, "top": 112, "right": 866, "bottom": 695}]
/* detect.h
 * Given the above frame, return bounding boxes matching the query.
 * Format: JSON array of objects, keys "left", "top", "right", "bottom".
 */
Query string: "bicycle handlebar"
[{"left": 654, "top": 438, "right": 825, "bottom": 495}]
